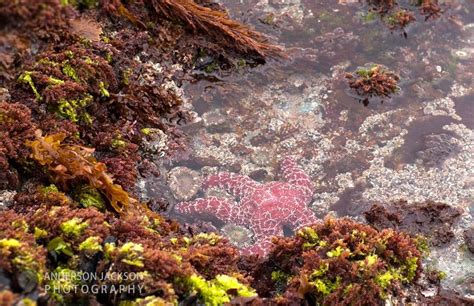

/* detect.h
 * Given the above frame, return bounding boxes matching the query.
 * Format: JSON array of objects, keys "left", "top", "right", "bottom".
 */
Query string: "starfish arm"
[
  {"left": 243, "top": 215, "right": 284, "bottom": 256},
  {"left": 204, "top": 172, "right": 259, "bottom": 198},
  {"left": 280, "top": 156, "right": 313, "bottom": 201},
  {"left": 291, "top": 207, "right": 319, "bottom": 229},
  {"left": 174, "top": 196, "right": 247, "bottom": 225}
]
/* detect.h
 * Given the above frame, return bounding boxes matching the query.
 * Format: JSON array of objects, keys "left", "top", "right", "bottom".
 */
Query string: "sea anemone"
[{"left": 168, "top": 167, "right": 202, "bottom": 201}]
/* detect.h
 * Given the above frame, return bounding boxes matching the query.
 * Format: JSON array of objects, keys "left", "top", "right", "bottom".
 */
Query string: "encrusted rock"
[
  {"left": 250, "top": 148, "right": 273, "bottom": 167},
  {"left": 0, "top": 190, "right": 16, "bottom": 210},
  {"left": 365, "top": 200, "right": 462, "bottom": 246},
  {"left": 417, "top": 133, "right": 461, "bottom": 168},
  {"left": 167, "top": 166, "right": 202, "bottom": 201},
  {"left": 0, "top": 88, "right": 10, "bottom": 101},
  {"left": 464, "top": 227, "right": 474, "bottom": 254},
  {"left": 141, "top": 128, "right": 168, "bottom": 156},
  {"left": 202, "top": 109, "right": 230, "bottom": 132}
]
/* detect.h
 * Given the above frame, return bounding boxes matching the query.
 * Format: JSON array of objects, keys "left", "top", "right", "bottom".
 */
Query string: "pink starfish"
[{"left": 174, "top": 156, "right": 318, "bottom": 255}]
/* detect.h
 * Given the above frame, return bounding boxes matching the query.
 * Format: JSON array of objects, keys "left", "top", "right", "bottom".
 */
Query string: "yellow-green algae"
[
  {"left": 78, "top": 236, "right": 103, "bottom": 254},
  {"left": 47, "top": 267, "right": 82, "bottom": 303},
  {"left": 60, "top": 218, "right": 89, "bottom": 238},
  {"left": 74, "top": 185, "right": 106, "bottom": 210},
  {"left": 185, "top": 274, "right": 256, "bottom": 306},
  {"left": 18, "top": 71, "right": 41, "bottom": 100},
  {"left": 56, "top": 94, "right": 93, "bottom": 123},
  {"left": 119, "top": 242, "right": 145, "bottom": 268}
]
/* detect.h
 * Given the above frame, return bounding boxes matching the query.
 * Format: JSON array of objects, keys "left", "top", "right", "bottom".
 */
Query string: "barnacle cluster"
[{"left": 416, "top": 133, "right": 461, "bottom": 168}]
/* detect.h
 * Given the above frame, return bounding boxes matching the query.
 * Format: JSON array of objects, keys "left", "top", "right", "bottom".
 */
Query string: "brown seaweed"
[
  {"left": 26, "top": 130, "right": 136, "bottom": 213},
  {"left": 104, "top": 0, "right": 283, "bottom": 58}
]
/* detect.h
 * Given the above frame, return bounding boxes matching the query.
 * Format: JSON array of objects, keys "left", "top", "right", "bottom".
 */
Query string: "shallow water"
[{"left": 141, "top": 0, "right": 473, "bottom": 297}]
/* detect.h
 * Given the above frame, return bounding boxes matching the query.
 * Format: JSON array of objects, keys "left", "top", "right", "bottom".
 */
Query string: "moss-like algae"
[
  {"left": 73, "top": 185, "right": 106, "bottom": 210},
  {"left": 60, "top": 217, "right": 89, "bottom": 238},
  {"left": 47, "top": 237, "right": 74, "bottom": 257},
  {"left": 185, "top": 274, "right": 256, "bottom": 306},
  {"left": 62, "top": 63, "right": 80, "bottom": 82},
  {"left": 18, "top": 71, "right": 41, "bottom": 100},
  {"left": 119, "top": 242, "right": 145, "bottom": 268},
  {"left": 56, "top": 94, "right": 92, "bottom": 123},
  {"left": 47, "top": 267, "right": 82, "bottom": 303},
  {"left": 78, "top": 236, "right": 102, "bottom": 255}
]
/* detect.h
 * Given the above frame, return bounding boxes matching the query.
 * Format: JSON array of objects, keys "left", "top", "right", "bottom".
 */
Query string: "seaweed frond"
[
  {"left": 106, "top": 0, "right": 283, "bottom": 58},
  {"left": 26, "top": 130, "right": 136, "bottom": 213}
]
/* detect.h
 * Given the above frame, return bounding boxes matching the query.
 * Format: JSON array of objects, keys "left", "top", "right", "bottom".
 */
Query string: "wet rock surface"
[
  {"left": 164, "top": 0, "right": 474, "bottom": 299},
  {"left": 464, "top": 227, "right": 474, "bottom": 254},
  {"left": 365, "top": 200, "right": 463, "bottom": 246}
]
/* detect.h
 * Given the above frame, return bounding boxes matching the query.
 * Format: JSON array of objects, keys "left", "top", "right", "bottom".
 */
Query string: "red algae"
[
  {"left": 0, "top": 195, "right": 431, "bottom": 305},
  {"left": 345, "top": 64, "right": 400, "bottom": 105}
]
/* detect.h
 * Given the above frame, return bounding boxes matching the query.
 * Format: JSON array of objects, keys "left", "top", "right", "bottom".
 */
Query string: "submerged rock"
[
  {"left": 464, "top": 227, "right": 474, "bottom": 254},
  {"left": 365, "top": 200, "right": 462, "bottom": 246},
  {"left": 417, "top": 133, "right": 461, "bottom": 168},
  {"left": 202, "top": 109, "right": 230, "bottom": 133},
  {"left": 0, "top": 190, "right": 16, "bottom": 210}
]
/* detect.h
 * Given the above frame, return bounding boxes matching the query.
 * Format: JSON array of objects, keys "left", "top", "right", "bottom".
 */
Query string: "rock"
[
  {"left": 365, "top": 200, "right": 462, "bottom": 246},
  {"left": 464, "top": 227, "right": 474, "bottom": 254},
  {"left": 417, "top": 133, "right": 461, "bottom": 168},
  {"left": 202, "top": 109, "right": 231, "bottom": 133}
]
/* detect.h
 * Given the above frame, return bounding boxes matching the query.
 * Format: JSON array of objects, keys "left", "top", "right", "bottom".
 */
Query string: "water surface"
[{"left": 143, "top": 0, "right": 473, "bottom": 297}]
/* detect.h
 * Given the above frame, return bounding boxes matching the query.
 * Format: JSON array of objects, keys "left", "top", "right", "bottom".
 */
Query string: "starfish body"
[{"left": 175, "top": 156, "right": 318, "bottom": 255}]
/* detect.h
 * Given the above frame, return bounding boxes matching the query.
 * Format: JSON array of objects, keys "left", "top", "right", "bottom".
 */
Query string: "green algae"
[
  {"left": 18, "top": 71, "right": 41, "bottom": 100},
  {"left": 140, "top": 127, "right": 152, "bottom": 135},
  {"left": 298, "top": 226, "right": 320, "bottom": 249},
  {"left": 119, "top": 242, "right": 145, "bottom": 268},
  {"left": 60, "top": 218, "right": 89, "bottom": 238},
  {"left": 185, "top": 274, "right": 256, "bottom": 306},
  {"left": 326, "top": 246, "right": 347, "bottom": 258},
  {"left": 34, "top": 227, "right": 48, "bottom": 240},
  {"left": 111, "top": 136, "right": 127, "bottom": 150},
  {"left": 62, "top": 63, "right": 80, "bottom": 82},
  {"left": 0, "top": 238, "right": 44, "bottom": 285},
  {"left": 122, "top": 68, "right": 132, "bottom": 85},
  {"left": 47, "top": 267, "right": 82, "bottom": 303},
  {"left": 99, "top": 81, "right": 110, "bottom": 97},
  {"left": 47, "top": 77, "right": 65, "bottom": 86},
  {"left": 360, "top": 11, "right": 378, "bottom": 24},
  {"left": 41, "top": 184, "right": 60, "bottom": 194},
  {"left": 74, "top": 185, "right": 106, "bottom": 210},
  {"left": 11, "top": 220, "right": 29, "bottom": 233},
  {"left": 193, "top": 232, "right": 221, "bottom": 246},
  {"left": 56, "top": 94, "right": 93, "bottom": 123},
  {"left": 119, "top": 296, "right": 172, "bottom": 306},
  {"left": 47, "top": 237, "right": 74, "bottom": 257},
  {"left": 0, "top": 238, "right": 22, "bottom": 248},
  {"left": 78, "top": 236, "right": 102, "bottom": 254}
]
